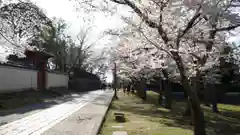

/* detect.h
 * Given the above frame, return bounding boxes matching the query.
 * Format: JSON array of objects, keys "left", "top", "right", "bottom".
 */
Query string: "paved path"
[
  {"left": 42, "top": 90, "right": 114, "bottom": 135},
  {"left": 0, "top": 90, "right": 77, "bottom": 125},
  {"left": 0, "top": 90, "right": 113, "bottom": 135}
]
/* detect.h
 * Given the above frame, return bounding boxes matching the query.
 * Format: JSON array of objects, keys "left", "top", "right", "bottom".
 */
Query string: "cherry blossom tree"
[
  {"left": 76, "top": 0, "right": 240, "bottom": 134},
  {"left": 0, "top": 1, "right": 52, "bottom": 47},
  {"left": 111, "top": 30, "right": 176, "bottom": 104},
  {"left": 0, "top": 1, "right": 52, "bottom": 58}
]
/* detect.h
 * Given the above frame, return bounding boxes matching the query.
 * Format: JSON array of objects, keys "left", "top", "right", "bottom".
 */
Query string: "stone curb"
[{"left": 94, "top": 90, "right": 115, "bottom": 135}]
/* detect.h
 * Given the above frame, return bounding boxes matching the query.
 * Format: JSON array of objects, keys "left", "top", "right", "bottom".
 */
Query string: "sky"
[
  {"left": 1, "top": 0, "right": 239, "bottom": 82},
  {"left": 30, "top": 0, "right": 127, "bottom": 46},
  {"left": 29, "top": 0, "right": 131, "bottom": 83}
]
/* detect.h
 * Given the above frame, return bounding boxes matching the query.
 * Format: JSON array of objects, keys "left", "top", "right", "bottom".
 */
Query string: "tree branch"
[
  {"left": 111, "top": 0, "right": 126, "bottom": 5},
  {"left": 138, "top": 28, "right": 172, "bottom": 57},
  {"left": 111, "top": 0, "right": 170, "bottom": 44},
  {"left": 215, "top": 24, "right": 240, "bottom": 32},
  {"left": 111, "top": 0, "right": 158, "bottom": 28},
  {"left": 0, "top": 31, "right": 18, "bottom": 46},
  {"left": 176, "top": 6, "right": 201, "bottom": 48},
  {"left": 179, "top": 6, "right": 201, "bottom": 38},
  {"left": 157, "top": 1, "right": 169, "bottom": 43}
]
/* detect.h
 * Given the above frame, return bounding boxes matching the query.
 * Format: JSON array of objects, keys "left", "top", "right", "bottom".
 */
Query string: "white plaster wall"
[
  {"left": 47, "top": 72, "right": 68, "bottom": 89},
  {"left": 0, "top": 65, "right": 38, "bottom": 93}
]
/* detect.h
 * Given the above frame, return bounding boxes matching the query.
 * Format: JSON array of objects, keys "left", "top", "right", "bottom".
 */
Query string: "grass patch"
[{"left": 99, "top": 91, "right": 240, "bottom": 135}]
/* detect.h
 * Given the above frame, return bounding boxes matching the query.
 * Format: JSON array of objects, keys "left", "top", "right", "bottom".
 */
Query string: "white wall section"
[{"left": 0, "top": 65, "right": 37, "bottom": 93}]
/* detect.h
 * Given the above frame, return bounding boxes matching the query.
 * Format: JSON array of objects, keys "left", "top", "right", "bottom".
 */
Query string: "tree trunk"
[
  {"left": 136, "top": 82, "right": 141, "bottom": 97},
  {"left": 183, "top": 82, "right": 206, "bottom": 135},
  {"left": 184, "top": 91, "right": 188, "bottom": 98},
  {"left": 164, "top": 80, "right": 172, "bottom": 109},
  {"left": 113, "top": 63, "right": 118, "bottom": 100},
  {"left": 212, "top": 102, "right": 219, "bottom": 113},
  {"left": 171, "top": 51, "right": 206, "bottom": 135},
  {"left": 137, "top": 79, "right": 146, "bottom": 100},
  {"left": 162, "top": 70, "right": 172, "bottom": 109},
  {"left": 131, "top": 84, "right": 135, "bottom": 93},
  {"left": 190, "top": 98, "right": 206, "bottom": 135},
  {"left": 205, "top": 84, "right": 219, "bottom": 113},
  {"left": 159, "top": 79, "right": 163, "bottom": 105},
  {"left": 114, "top": 87, "right": 118, "bottom": 99},
  {"left": 212, "top": 86, "right": 219, "bottom": 113},
  {"left": 158, "top": 94, "right": 163, "bottom": 105},
  {"left": 184, "top": 101, "right": 191, "bottom": 116}
]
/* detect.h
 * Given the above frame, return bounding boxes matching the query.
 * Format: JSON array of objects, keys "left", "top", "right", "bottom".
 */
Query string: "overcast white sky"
[
  {"left": 1, "top": 0, "right": 239, "bottom": 82},
  {"left": 0, "top": 0, "right": 120, "bottom": 82},
  {"left": 28, "top": 0, "right": 132, "bottom": 82},
  {"left": 31, "top": 0, "right": 128, "bottom": 47}
]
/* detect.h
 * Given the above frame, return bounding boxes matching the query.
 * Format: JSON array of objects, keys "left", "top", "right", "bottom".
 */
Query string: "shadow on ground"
[
  {"left": 0, "top": 89, "right": 92, "bottom": 117},
  {"left": 110, "top": 91, "right": 240, "bottom": 135}
]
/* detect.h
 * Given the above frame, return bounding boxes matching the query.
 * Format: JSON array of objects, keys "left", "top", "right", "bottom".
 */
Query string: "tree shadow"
[
  {"left": 0, "top": 101, "right": 57, "bottom": 116},
  {"left": 111, "top": 91, "right": 240, "bottom": 135},
  {"left": 0, "top": 89, "right": 113, "bottom": 127},
  {"left": 0, "top": 89, "right": 83, "bottom": 117}
]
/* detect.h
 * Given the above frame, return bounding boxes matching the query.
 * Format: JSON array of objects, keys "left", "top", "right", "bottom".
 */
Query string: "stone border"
[
  {"left": 0, "top": 88, "right": 37, "bottom": 94},
  {"left": 95, "top": 90, "right": 115, "bottom": 135},
  {"left": 0, "top": 63, "right": 37, "bottom": 70}
]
